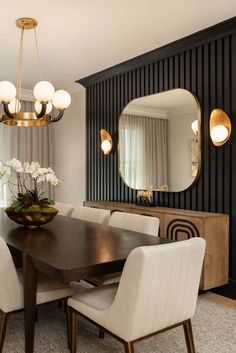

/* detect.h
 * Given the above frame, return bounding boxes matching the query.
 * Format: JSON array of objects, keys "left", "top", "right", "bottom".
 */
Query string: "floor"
[{"left": 204, "top": 291, "right": 236, "bottom": 309}]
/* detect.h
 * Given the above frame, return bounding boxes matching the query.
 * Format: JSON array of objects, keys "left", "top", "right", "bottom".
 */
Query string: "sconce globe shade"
[
  {"left": 52, "top": 90, "right": 71, "bottom": 110},
  {"left": 191, "top": 119, "right": 198, "bottom": 135},
  {"left": 35, "top": 100, "right": 53, "bottom": 114},
  {"left": 0, "top": 81, "right": 16, "bottom": 103},
  {"left": 8, "top": 98, "right": 21, "bottom": 113},
  {"left": 101, "top": 139, "right": 112, "bottom": 154},
  {"left": 210, "top": 125, "right": 228, "bottom": 143},
  {"left": 33, "top": 81, "right": 55, "bottom": 102}
]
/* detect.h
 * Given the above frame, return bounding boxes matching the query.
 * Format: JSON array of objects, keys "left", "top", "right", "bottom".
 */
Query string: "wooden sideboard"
[{"left": 84, "top": 201, "right": 229, "bottom": 290}]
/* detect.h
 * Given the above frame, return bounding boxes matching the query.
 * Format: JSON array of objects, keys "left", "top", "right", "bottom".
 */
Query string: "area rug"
[{"left": 3, "top": 293, "right": 236, "bottom": 353}]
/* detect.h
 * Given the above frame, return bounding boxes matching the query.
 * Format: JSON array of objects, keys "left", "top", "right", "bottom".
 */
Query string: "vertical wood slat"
[
  {"left": 216, "top": 38, "right": 224, "bottom": 213},
  {"left": 230, "top": 33, "right": 236, "bottom": 279},
  {"left": 85, "top": 33, "right": 235, "bottom": 278},
  {"left": 210, "top": 41, "right": 217, "bottom": 212}
]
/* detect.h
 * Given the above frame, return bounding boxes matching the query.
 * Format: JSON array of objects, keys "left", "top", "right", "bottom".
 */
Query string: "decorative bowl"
[{"left": 5, "top": 207, "right": 58, "bottom": 228}]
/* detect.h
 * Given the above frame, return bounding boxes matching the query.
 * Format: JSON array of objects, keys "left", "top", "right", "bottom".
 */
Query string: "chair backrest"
[
  {"left": 71, "top": 206, "right": 111, "bottom": 225},
  {"left": 0, "top": 237, "right": 23, "bottom": 313},
  {"left": 55, "top": 202, "right": 74, "bottom": 217},
  {"left": 108, "top": 211, "right": 159, "bottom": 236},
  {"left": 111, "top": 238, "right": 205, "bottom": 341}
]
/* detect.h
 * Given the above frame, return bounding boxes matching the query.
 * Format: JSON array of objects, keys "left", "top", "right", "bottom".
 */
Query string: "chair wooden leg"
[
  {"left": 183, "top": 319, "right": 196, "bottom": 353},
  {"left": 0, "top": 311, "right": 9, "bottom": 353},
  {"left": 63, "top": 299, "right": 68, "bottom": 313},
  {"left": 69, "top": 308, "right": 77, "bottom": 353},
  {"left": 124, "top": 341, "right": 134, "bottom": 353},
  {"left": 35, "top": 308, "right": 38, "bottom": 322},
  {"left": 67, "top": 307, "right": 72, "bottom": 350},
  {"left": 99, "top": 328, "right": 105, "bottom": 339}
]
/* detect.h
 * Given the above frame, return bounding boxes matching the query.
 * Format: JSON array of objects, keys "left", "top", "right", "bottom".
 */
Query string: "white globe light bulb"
[
  {"left": 101, "top": 140, "right": 112, "bottom": 154},
  {"left": 0, "top": 81, "right": 16, "bottom": 103},
  {"left": 8, "top": 98, "right": 21, "bottom": 113},
  {"left": 33, "top": 81, "right": 55, "bottom": 102},
  {"left": 52, "top": 90, "right": 71, "bottom": 110},
  {"left": 191, "top": 120, "right": 198, "bottom": 135},
  {"left": 210, "top": 125, "right": 228, "bottom": 143},
  {"left": 35, "top": 100, "right": 53, "bottom": 114}
]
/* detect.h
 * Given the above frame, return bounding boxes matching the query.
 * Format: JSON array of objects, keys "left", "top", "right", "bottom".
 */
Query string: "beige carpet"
[{"left": 3, "top": 293, "right": 236, "bottom": 353}]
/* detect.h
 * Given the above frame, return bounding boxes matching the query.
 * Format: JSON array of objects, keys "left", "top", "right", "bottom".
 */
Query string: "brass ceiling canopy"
[
  {"left": 16, "top": 18, "right": 37, "bottom": 30},
  {"left": 0, "top": 17, "right": 71, "bottom": 127}
]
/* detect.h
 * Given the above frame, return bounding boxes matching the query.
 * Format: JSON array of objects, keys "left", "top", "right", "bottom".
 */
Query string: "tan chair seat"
[{"left": 71, "top": 283, "right": 118, "bottom": 311}]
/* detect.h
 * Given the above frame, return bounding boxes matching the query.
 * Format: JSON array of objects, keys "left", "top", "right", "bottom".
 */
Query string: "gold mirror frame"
[{"left": 118, "top": 89, "right": 201, "bottom": 192}]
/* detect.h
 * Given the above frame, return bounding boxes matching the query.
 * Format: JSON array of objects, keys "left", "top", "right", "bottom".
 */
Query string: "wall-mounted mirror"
[{"left": 119, "top": 89, "right": 201, "bottom": 192}]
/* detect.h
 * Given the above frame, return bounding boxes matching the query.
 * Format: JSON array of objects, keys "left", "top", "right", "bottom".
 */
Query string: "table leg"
[{"left": 23, "top": 253, "right": 38, "bottom": 353}]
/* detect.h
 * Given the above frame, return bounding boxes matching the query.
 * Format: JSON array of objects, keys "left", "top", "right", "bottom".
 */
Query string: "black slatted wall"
[{"left": 79, "top": 18, "right": 236, "bottom": 279}]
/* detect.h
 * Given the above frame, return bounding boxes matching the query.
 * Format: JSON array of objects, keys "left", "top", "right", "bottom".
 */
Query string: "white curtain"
[
  {"left": 120, "top": 114, "right": 168, "bottom": 190},
  {"left": 0, "top": 101, "right": 54, "bottom": 207},
  {"left": 0, "top": 124, "right": 11, "bottom": 206}
]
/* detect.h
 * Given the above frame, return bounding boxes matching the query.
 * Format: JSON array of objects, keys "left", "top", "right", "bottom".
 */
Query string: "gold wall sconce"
[
  {"left": 210, "top": 109, "right": 231, "bottom": 147},
  {"left": 100, "top": 129, "right": 112, "bottom": 155}
]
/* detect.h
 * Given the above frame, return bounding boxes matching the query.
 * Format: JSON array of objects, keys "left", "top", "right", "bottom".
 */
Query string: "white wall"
[{"left": 53, "top": 84, "right": 86, "bottom": 205}]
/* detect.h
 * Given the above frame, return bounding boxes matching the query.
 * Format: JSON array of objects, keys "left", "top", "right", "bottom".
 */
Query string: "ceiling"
[{"left": 0, "top": 1, "right": 235, "bottom": 91}]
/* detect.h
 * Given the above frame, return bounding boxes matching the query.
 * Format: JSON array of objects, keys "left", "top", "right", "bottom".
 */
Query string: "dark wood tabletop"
[
  {"left": 0, "top": 212, "right": 168, "bottom": 281},
  {"left": 0, "top": 211, "right": 170, "bottom": 353}
]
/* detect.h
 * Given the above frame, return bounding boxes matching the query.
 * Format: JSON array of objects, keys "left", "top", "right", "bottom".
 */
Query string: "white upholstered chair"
[
  {"left": 0, "top": 237, "right": 74, "bottom": 352},
  {"left": 71, "top": 206, "right": 110, "bottom": 225},
  {"left": 55, "top": 202, "right": 74, "bottom": 217},
  {"left": 108, "top": 211, "right": 159, "bottom": 236},
  {"left": 68, "top": 238, "right": 206, "bottom": 353},
  {"left": 87, "top": 211, "right": 160, "bottom": 286}
]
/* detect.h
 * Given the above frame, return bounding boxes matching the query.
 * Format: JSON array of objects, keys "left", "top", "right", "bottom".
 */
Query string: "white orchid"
[
  {"left": 46, "top": 173, "right": 61, "bottom": 186},
  {"left": 0, "top": 161, "right": 4, "bottom": 178},
  {"left": 23, "top": 161, "right": 40, "bottom": 174},
  {"left": 6, "top": 158, "right": 23, "bottom": 173},
  {"left": 0, "top": 158, "right": 60, "bottom": 212}
]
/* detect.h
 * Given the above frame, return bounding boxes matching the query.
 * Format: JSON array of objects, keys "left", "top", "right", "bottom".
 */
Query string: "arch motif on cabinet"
[{"left": 166, "top": 219, "right": 200, "bottom": 240}]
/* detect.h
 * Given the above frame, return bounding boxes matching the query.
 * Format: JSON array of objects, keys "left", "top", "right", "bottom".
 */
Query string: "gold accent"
[
  {"left": 100, "top": 129, "right": 112, "bottom": 155},
  {"left": 210, "top": 108, "right": 231, "bottom": 147},
  {"left": 5, "top": 208, "right": 58, "bottom": 228},
  {"left": 16, "top": 18, "right": 37, "bottom": 30},
  {"left": 2, "top": 113, "right": 51, "bottom": 127}
]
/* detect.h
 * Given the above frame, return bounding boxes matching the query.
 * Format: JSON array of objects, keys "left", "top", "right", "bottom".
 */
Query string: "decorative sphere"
[
  {"left": 0, "top": 81, "right": 16, "bottom": 103},
  {"left": 52, "top": 90, "right": 71, "bottom": 110},
  {"left": 33, "top": 81, "right": 55, "bottom": 102},
  {"left": 191, "top": 120, "right": 198, "bottom": 135},
  {"left": 101, "top": 140, "right": 112, "bottom": 154},
  {"left": 8, "top": 98, "right": 21, "bottom": 113},
  {"left": 35, "top": 100, "right": 53, "bottom": 114},
  {"left": 210, "top": 125, "right": 228, "bottom": 143}
]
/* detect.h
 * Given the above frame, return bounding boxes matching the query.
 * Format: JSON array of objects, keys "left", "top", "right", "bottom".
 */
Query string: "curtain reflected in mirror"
[
  {"left": 119, "top": 89, "right": 201, "bottom": 192},
  {"left": 120, "top": 114, "right": 168, "bottom": 189}
]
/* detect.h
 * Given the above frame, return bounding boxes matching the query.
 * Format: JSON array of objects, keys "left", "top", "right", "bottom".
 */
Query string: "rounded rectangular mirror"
[{"left": 119, "top": 88, "right": 201, "bottom": 192}]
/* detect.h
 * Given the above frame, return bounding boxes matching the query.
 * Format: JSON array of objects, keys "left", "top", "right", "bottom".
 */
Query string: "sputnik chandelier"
[{"left": 0, "top": 18, "right": 71, "bottom": 127}]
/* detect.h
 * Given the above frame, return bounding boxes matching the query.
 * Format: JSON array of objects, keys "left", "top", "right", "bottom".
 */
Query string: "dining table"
[{"left": 0, "top": 210, "right": 170, "bottom": 353}]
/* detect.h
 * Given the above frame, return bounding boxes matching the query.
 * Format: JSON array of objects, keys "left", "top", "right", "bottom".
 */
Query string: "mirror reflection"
[{"left": 119, "top": 89, "right": 201, "bottom": 192}]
